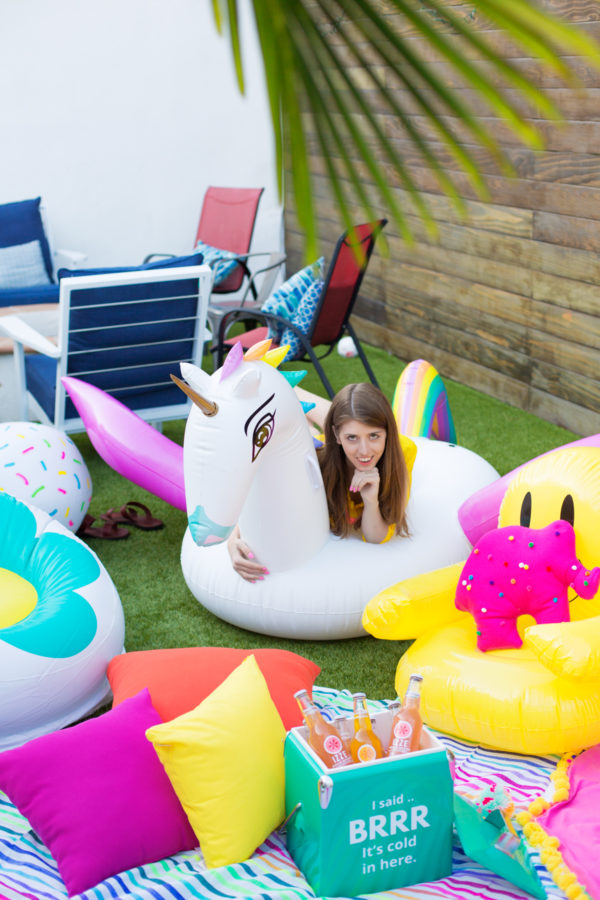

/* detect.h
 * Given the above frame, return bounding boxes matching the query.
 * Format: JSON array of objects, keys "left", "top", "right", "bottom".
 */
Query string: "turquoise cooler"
[{"left": 284, "top": 709, "right": 454, "bottom": 897}]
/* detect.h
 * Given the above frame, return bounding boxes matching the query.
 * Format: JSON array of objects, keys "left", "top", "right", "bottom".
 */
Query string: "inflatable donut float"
[{"left": 0, "top": 422, "right": 92, "bottom": 532}]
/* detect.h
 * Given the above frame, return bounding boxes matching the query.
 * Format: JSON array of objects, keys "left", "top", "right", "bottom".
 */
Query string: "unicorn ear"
[
  {"left": 233, "top": 367, "right": 261, "bottom": 399},
  {"left": 180, "top": 362, "right": 213, "bottom": 394}
]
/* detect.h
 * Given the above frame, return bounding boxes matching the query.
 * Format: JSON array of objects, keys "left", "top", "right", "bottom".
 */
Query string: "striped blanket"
[{"left": 0, "top": 688, "right": 564, "bottom": 900}]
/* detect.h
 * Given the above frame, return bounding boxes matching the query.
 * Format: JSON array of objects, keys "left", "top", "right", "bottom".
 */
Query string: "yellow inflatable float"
[{"left": 363, "top": 444, "right": 600, "bottom": 755}]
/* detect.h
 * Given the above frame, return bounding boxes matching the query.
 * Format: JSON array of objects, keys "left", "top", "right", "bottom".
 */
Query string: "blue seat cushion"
[
  {"left": 26, "top": 354, "right": 191, "bottom": 423},
  {"left": 0, "top": 253, "right": 203, "bottom": 309},
  {"left": 56, "top": 251, "right": 204, "bottom": 280},
  {"left": 0, "top": 283, "right": 59, "bottom": 308},
  {"left": 0, "top": 198, "right": 54, "bottom": 282}
]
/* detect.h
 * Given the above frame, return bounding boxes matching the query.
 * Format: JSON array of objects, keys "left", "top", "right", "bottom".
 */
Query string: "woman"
[{"left": 228, "top": 382, "right": 410, "bottom": 582}]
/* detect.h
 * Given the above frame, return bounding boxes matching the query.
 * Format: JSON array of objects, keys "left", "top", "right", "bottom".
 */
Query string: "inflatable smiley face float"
[{"left": 363, "top": 443, "right": 600, "bottom": 755}]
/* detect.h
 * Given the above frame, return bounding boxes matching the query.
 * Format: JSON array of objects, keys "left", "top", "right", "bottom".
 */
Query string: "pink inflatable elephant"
[{"left": 455, "top": 520, "right": 600, "bottom": 651}]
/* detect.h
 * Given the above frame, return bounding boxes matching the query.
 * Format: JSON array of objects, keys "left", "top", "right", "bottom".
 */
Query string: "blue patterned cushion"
[
  {"left": 0, "top": 240, "right": 51, "bottom": 288},
  {"left": 280, "top": 279, "right": 324, "bottom": 360},
  {"left": 0, "top": 197, "right": 54, "bottom": 281},
  {"left": 261, "top": 258, "right": 324, "bottom": 342},
  {"left": 194, "top": 240, "right": 238, "bottom": 285}
]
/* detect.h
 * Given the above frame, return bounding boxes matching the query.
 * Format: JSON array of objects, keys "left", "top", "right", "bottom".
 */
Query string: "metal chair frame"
[{"left": 214, "top": 220, "right": 387, "bottom": 398}]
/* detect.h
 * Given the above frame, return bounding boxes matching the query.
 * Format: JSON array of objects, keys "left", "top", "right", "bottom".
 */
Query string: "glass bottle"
[
  {"left": 294, "top": 690, "right": 352, "bottom": 769},
  {"left": 350, "top": 692, "right": 384, "bottom": 763},
  {"left": 387, "top": 674, "right": 424, "bottom": 757}
]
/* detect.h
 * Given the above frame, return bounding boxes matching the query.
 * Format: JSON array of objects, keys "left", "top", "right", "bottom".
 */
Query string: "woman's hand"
[
  {"left": 350, "top": 468, "right": 390, "bottom": 543},
  {"left": 349, "top": 467, "right": 380, "bottom": 506},
  {"left": 227, "top": 526, "right": 269, "bottom": 583}
]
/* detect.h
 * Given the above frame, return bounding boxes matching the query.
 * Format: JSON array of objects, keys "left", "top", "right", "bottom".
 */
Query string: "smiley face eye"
[
  {"left": 520, "top": 491, "right": 532, "bottom": 527},
  {"left": 560, "top": 494, "right": 575, "bottom": 526},
  {"left": 251, "top": 412, "right": 274, "bottom": 461}
]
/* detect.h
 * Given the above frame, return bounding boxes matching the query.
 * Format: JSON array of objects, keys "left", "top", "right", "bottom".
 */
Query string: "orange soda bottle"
[
  {"left": 387, "top": 674, "right": 423, "bottom": 757},
  {"left": 294, "top": 690, "right": 352, "bottom": 769},
  {"left": 350, "top": 692, "right": 384, "bottom": 763}
]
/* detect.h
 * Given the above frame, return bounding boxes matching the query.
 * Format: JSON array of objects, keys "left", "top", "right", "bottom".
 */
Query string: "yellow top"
[{"left": 346, "top": 493, "right": 396, "bottom": 544}]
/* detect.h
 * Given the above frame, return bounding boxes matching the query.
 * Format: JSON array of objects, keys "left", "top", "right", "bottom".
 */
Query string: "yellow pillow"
[{"left": 146, "top": 654, "right": 285, "bottom": 868}]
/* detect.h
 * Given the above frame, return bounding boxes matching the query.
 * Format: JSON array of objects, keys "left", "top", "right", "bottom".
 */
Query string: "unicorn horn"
[
  {"left": 244, "top": 339, "right": 272, "bottom": 360},
  {"left": 264, "top": 345, "right": 290, "bottom": 368},
  {"left": 282, "top": 370, "right": 308, "bottom": 388},
  {"left": 170, "top": 374, "right": 218, "bottom": 416}
]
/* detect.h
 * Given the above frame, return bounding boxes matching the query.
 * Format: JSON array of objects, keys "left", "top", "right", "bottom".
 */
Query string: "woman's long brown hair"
[{"left": 317, "top": 383, "right": 409, "bottom": 538}]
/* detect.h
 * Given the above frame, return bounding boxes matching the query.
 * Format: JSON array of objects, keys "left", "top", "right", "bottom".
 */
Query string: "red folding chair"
[
  {"left": 145, "top": 186, "right": 268, "bottom": 298},
  {"left": 195, "top": 186, "right": 264, "bottom": 296},
  {"left": 214, "top": 219, "right": 387, "bottom": 398}
]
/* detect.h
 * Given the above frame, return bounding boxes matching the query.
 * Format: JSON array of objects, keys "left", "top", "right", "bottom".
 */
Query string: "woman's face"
[{"left": 334, "top": 418, "right": 387, "bottom": 472}]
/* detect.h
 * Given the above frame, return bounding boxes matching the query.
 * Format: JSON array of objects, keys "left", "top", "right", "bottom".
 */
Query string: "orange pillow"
[{"left": 107, "top": 647, "right": 320, "bottom": 730}]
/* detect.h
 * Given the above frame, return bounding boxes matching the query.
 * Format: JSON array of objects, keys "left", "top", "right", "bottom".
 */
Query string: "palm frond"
[
  {"left": 213, "top": 0, "right": 600, "bottom": 256},
  {"left": 211, "top": 0, "right": 244, "bottom": 92}
]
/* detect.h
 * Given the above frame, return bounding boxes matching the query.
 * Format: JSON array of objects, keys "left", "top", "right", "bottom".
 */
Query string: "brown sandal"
[
  {"left": 102, "top": 501, "right": 164, "bottom": 531},
  {"left": 77, "top": 513, "right": 130, "bottom": 540}
]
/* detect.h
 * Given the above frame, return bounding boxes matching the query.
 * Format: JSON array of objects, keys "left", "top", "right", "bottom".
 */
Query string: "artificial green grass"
[{"left": 71, "top": 344, "right": 579, "bottom": 702}]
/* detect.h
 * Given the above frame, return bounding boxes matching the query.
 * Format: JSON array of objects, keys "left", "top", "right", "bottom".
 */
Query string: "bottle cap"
[
  {"left": 352, "top": 692, "right": 367, "bottom": 699},
  {"left": 294, "top": 689, "right": 309, "bottom": 699},
  {"left": 410, "top": 674, "right": 423, "bottom": 682}
]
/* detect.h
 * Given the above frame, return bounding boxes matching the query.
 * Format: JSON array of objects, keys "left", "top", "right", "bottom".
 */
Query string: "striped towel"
[{"left": 0, "top": 687, "right": 566, "bottom": 900}]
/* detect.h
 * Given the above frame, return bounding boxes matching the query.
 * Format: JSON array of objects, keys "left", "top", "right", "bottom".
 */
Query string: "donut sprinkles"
[{"left": 0, "top": 423, "right": 92, "bottom": 532}]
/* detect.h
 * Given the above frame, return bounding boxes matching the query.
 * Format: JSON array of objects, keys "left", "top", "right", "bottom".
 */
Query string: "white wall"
[{"left": 0, "top": 0, "right": 282, "bottom": 267}]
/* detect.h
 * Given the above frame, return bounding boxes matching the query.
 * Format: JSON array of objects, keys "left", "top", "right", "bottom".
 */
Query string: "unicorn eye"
[{"left": 251, "top": 412, "right": 274, "bottom": 461}]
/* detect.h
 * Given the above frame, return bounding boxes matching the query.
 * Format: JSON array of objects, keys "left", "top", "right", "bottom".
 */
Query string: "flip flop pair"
[
  {"left": 77, "top": 503, "right": 164, "bottom": 540},
  {"left": 101, "top": 501, "right": 164, "bottom": 531},
  {"left": 77, "top": 513, "right": 130, "bottom": 540}
]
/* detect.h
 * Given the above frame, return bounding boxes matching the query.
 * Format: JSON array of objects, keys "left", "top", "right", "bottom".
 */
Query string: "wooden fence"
[{"left": 284, "top": 0, "right": 600, "bottom": 436}]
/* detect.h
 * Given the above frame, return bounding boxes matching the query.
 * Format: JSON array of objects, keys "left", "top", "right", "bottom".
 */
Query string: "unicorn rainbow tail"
[{"left": 392, "top": 359, "right": 457, "bottom": 443}]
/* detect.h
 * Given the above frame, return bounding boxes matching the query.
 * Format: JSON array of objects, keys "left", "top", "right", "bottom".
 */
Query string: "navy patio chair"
[{"left": 0, "top": 257, "right": 212, "bottom": 432}]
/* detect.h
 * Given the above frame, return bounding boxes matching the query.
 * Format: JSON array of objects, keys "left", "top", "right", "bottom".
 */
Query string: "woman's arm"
[
  {"left": 350, "top": 468, "right": 390, "bottom": 543},
  {"left": 294, "top": 386, "right": 332, "bottom": 434},
  {"left": 227, "top": 525, "right": 269, "bottom": 582}
]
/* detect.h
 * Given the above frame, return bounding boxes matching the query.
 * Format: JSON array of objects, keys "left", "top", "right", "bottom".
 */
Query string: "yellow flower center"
[{"left": 0, "top": 568, "right": 38, "bottom": 628}]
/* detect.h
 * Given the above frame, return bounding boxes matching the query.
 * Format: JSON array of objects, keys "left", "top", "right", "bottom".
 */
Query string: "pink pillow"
[{"left": 0, "top": 689, "right": 197, "bottom": 896}]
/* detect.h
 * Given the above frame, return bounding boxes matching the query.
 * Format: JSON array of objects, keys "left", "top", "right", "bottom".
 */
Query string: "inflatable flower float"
[{"left": 0, "top": 491, "right": 124, "bottom": 749}]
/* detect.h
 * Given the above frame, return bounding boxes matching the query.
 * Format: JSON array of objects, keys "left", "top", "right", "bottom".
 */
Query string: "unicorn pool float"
[
  {"left": 363, "top": 430, "right": 600, "bottom": 755},
  {"left": 63, "top": 346, "right": 498, "bottom": 640}
]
